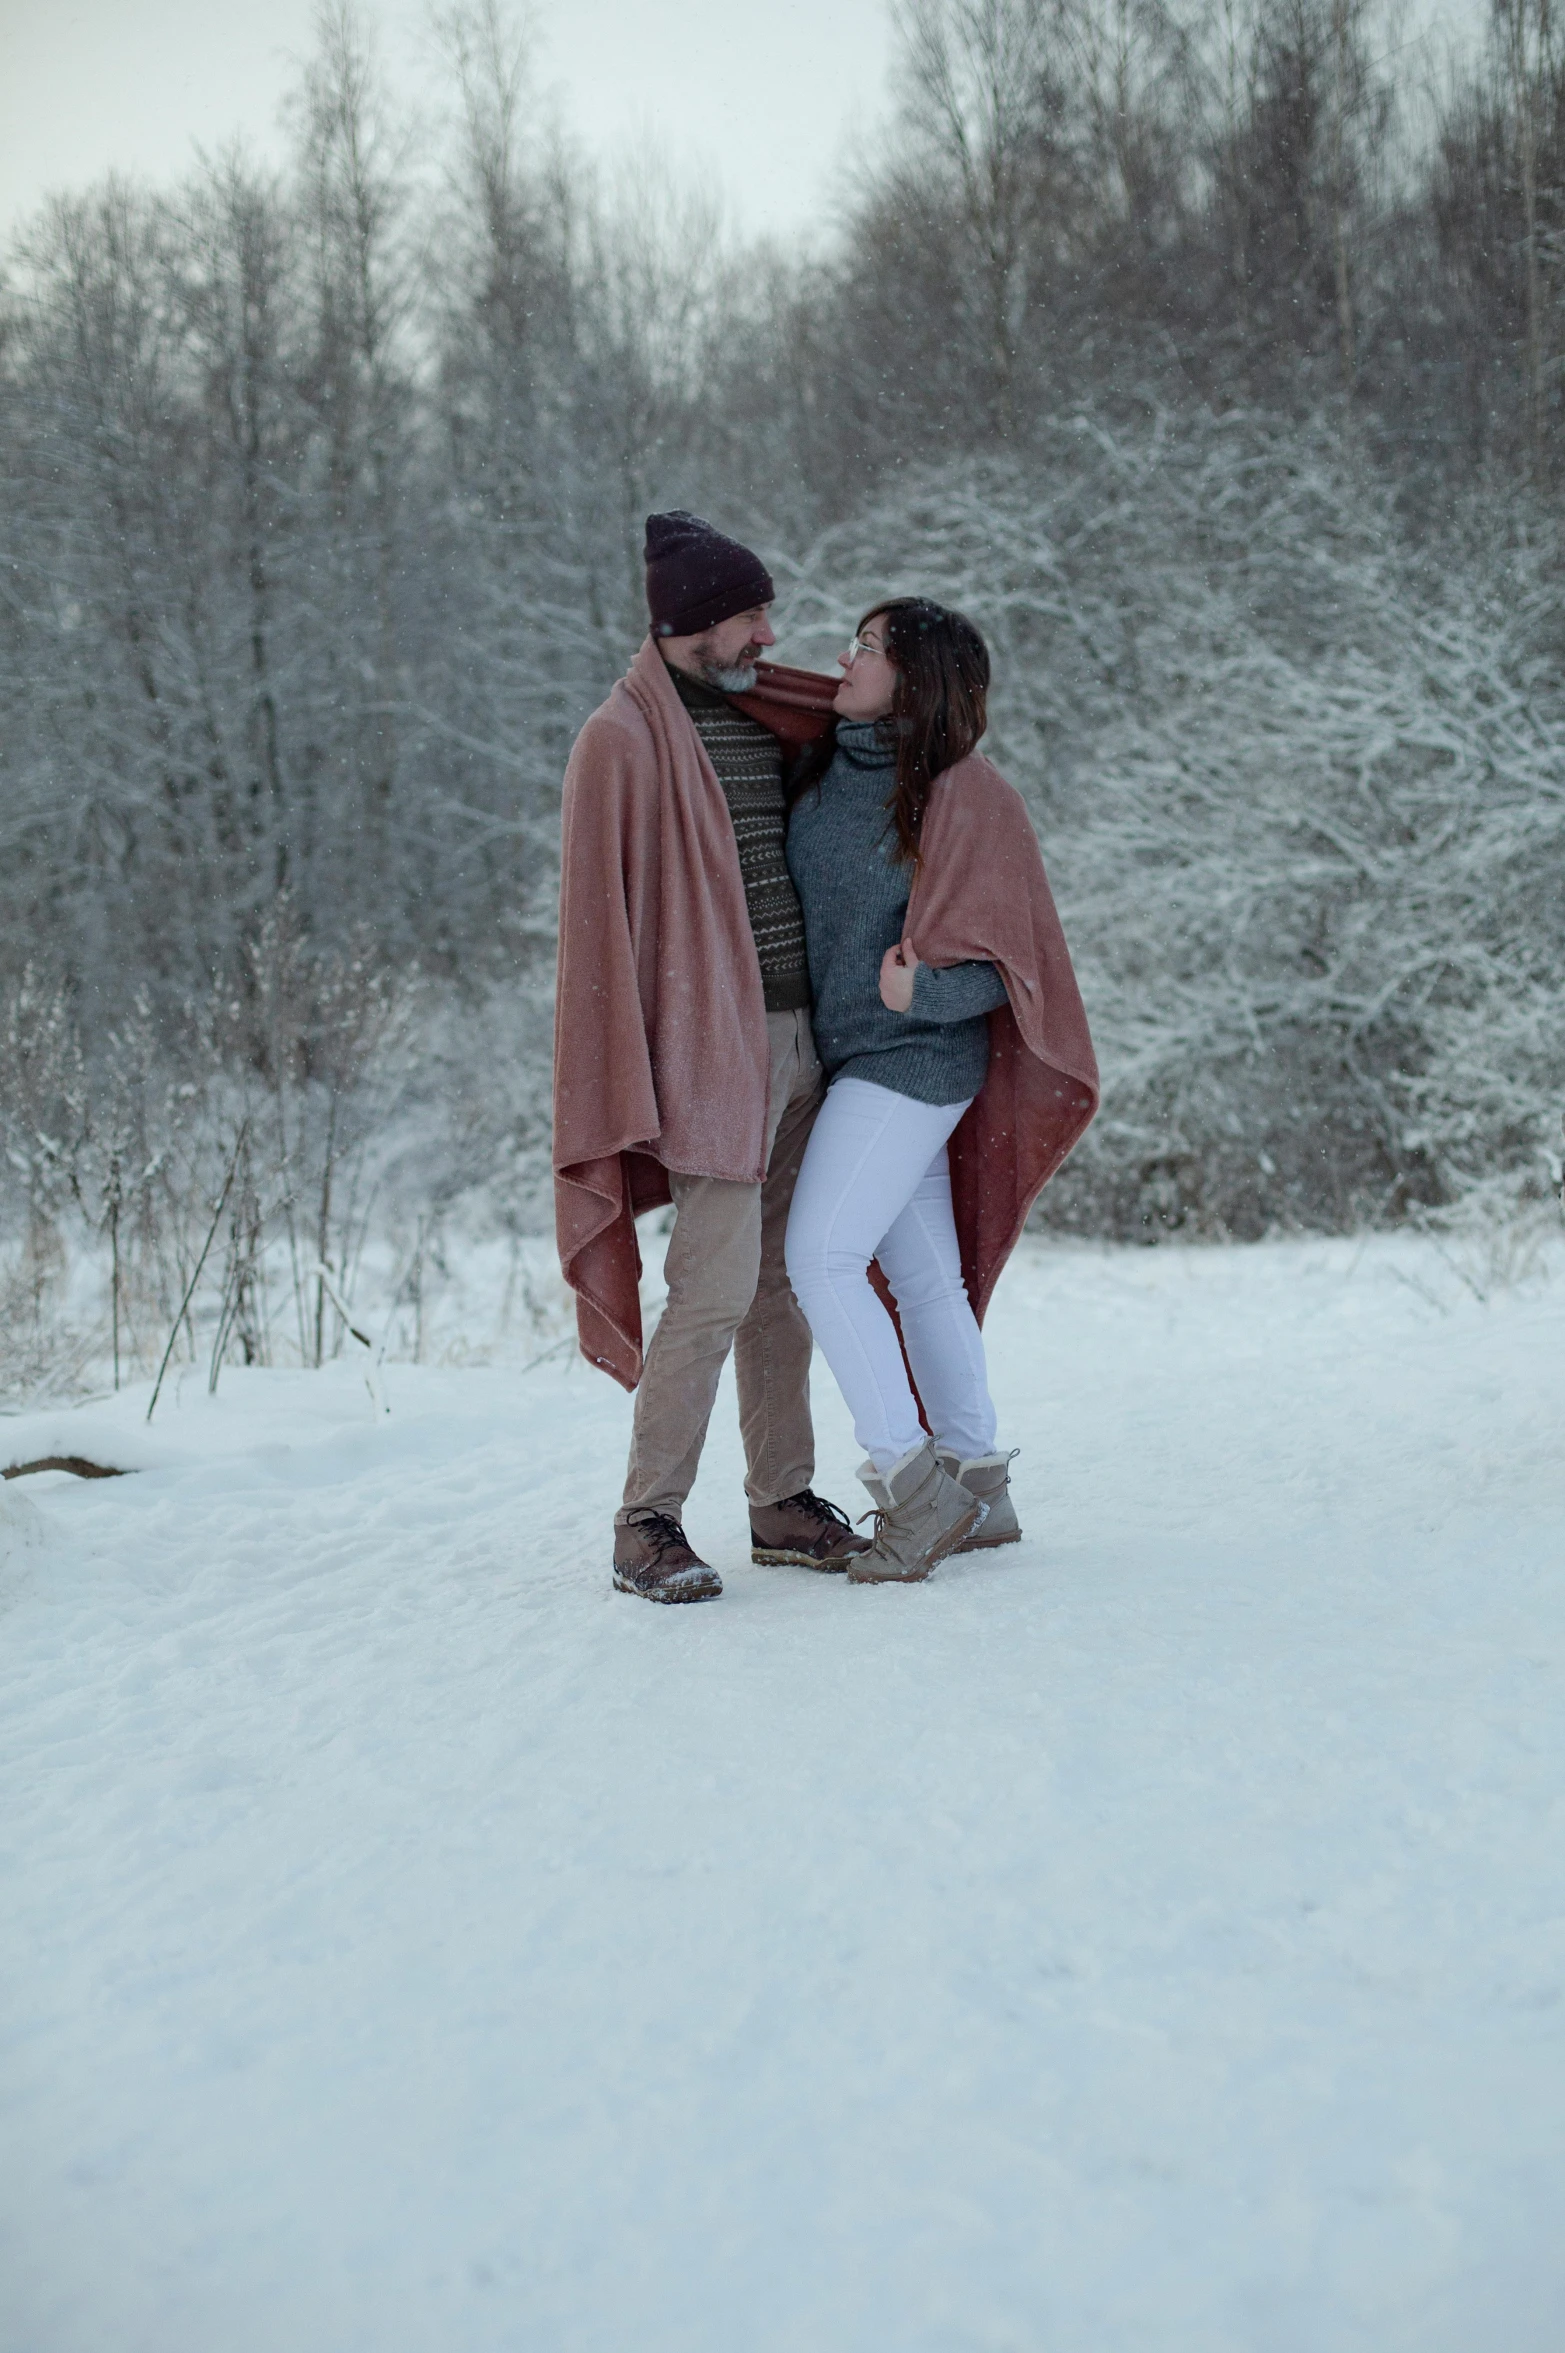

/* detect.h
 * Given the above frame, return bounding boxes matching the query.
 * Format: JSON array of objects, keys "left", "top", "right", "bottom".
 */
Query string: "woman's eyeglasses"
[{"left": 846, "top": 634, "right": 887, "bottom": 664}]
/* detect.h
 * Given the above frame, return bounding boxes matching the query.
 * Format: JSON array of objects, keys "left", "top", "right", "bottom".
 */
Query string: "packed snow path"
[{"left": 3, "top": 1235, "right": 1562, "bottom": 2353}]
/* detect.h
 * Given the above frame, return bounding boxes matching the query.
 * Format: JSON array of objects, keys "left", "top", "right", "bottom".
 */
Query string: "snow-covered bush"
[
  {"left": 0, "top": 950, "right": 560, "bottom": 1405},
  {"left": 774, "top": 411, "right": 1565, "bottom": 1237}
]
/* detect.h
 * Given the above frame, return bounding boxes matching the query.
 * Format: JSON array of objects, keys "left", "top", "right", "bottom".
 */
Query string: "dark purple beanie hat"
[{"left": 644, "top": 511, "right": 774, "bottom": 638}]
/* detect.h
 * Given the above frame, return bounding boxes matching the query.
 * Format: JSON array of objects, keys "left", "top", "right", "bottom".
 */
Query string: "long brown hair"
[{"left": 788, "top": 597, "right": 991, "bottom": 865}]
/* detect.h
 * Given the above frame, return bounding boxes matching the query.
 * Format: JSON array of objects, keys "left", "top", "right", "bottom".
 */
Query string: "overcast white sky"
[
  {"left": 0, "top": 0, "right": 894, "bottom": 246},
  {"left": 0, "top": 0, "right": 1483, "bottom": 253}
]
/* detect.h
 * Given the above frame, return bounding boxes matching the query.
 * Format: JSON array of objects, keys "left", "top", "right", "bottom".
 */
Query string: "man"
[{"left": 553, "top": 511, "right": 870, "bottom": 1601}]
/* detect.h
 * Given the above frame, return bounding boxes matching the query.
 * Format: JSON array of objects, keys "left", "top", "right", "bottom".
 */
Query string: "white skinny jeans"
[{"left": 784, "top": 1075, "right": 1000, "bottom": 1473}]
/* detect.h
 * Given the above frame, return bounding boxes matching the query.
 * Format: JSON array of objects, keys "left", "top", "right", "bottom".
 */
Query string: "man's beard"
[{"left": 697, "top": 646, "right": 763, "bottom": 694}]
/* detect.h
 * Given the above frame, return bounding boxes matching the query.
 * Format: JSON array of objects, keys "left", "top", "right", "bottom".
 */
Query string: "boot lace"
[
  {"left": 777, "top": 1488, "right": 853, "bottom": 1531},
  {"left": 624, "top": 1509, "right": 692, "bottom": 1557}
]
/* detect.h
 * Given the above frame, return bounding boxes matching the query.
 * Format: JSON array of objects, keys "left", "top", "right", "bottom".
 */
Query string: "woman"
[{"left": 783, "top": 599, "right": 1098, "bottom": 1583}]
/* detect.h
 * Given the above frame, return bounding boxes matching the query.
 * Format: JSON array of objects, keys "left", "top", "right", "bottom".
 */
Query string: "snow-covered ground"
[{"left": 3, "top": 1230, "right": 1563, "bottom": 2353}]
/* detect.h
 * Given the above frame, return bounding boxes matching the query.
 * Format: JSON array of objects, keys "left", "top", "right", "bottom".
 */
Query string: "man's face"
[{"left": 660, "top": 604, "right": 776, "bottom": 692}]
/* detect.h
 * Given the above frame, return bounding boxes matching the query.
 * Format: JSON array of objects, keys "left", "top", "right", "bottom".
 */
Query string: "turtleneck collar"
[{"left": 834, "top": 717, "right": 896, "bottom": 768}]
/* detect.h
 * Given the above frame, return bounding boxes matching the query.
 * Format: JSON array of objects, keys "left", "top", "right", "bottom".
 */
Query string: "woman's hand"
[{"left": 879, "top": 940, "right": 921, "bottom": 1012}]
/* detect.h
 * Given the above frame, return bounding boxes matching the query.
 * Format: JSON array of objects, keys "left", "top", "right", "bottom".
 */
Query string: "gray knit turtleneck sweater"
[{"left": 785, "top": 720, "right": 1009, "bottom": 1106}]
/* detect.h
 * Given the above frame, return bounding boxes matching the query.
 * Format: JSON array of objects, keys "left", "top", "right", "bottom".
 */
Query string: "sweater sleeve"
[{"left": 909, "top": 956, "right": 1010, "bottom": 1024}]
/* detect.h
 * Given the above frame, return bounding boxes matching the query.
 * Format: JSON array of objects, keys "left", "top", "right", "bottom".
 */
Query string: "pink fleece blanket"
[{"left": 553, "top": 642, "right": 1097, "bottom": 1388}]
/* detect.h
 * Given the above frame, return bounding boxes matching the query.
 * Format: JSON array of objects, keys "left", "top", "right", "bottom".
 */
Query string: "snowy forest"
[{"left": 3, "top": 0, "right": 1564, "bottom": 1395}]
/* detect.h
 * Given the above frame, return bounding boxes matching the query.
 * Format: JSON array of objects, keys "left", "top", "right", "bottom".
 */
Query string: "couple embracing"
[{"left": 553, "top": 512, "right": 1098, "bottom": 1601}]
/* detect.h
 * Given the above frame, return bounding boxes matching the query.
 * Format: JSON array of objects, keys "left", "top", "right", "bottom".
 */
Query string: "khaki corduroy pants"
[{"left": 619, "top": 1007, "right": 823, "bottom": 1520}]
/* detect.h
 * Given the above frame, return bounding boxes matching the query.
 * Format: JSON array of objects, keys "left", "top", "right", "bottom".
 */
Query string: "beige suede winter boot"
[
  {"left": 935, "top": 1449, "right": 1021, "bottom": 1550},
  {"left": 847, "top": 1440, "right": 988, "bottom": 1584}
]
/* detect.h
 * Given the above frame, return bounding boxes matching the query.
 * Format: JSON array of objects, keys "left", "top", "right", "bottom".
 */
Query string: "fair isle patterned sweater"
[{"left": 671, "top": 669, "right": 811, "bottom": 1014}]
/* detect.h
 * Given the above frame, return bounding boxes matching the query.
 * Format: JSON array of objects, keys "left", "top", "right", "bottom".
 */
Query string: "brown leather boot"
[
  {"left": 750, "top": 1489, "right": 873, "bottom": 1571},
  {"left": 612, "top": 1511, "right": 723, "bottom": 1603}
]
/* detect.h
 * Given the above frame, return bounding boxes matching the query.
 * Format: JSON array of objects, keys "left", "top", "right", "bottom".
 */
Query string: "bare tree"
[
  {"left": 893, "top": 0, "right": 1078, "bottom": 436},
  {"left": 293, "top": 2, "right": 416, "bottom": 897},
  {"left": 1496, "top": 0, "right": 1557, "bottom": 468}
]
